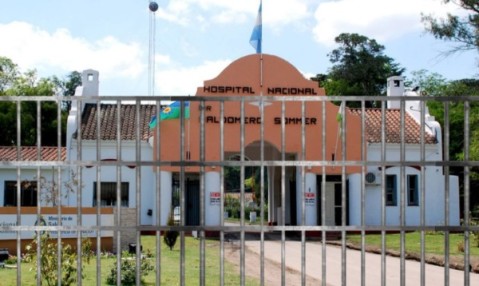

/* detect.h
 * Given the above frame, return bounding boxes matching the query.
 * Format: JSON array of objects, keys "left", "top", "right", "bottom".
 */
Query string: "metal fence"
[{"left": 0, "top": 94, "right": 478, "bottom": 286}]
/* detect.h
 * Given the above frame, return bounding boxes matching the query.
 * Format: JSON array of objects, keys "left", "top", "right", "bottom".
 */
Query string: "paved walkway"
[{"left": 243, "top": 240, "right": 479, "bottom": 286}]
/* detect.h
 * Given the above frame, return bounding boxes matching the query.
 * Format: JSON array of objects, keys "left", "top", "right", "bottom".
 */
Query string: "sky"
[{"left": 0, "top": 0, "right": 477, "bottom": 96}]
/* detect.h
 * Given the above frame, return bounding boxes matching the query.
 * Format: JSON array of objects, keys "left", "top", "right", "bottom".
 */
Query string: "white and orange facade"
[{"left": 0, "top": 54, "right": 460, "bottom": 231}]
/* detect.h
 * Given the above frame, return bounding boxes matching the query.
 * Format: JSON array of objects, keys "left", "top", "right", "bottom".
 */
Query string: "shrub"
[
  {"left": 106, "top": 257, "right": 154, "bottom": 285},
  {"left": 163, "top": 213, "right": 179, "bottom": 250},
  {"left": 24, "top": 231, "right": 92, "bottom": 286}
]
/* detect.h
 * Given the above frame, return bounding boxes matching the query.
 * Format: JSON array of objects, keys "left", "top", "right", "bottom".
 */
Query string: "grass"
[
  {"left": 0, "top": 235, "right": 258, "bottom": 286},
  {"left": 347, "top": 231, "right": 479, "bottom": 257}
]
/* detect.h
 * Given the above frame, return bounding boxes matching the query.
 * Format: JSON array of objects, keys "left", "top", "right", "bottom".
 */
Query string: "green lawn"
[
  {"left": 347, "top": 231, "right": 479, "bottom": 257},
  {"left": 0, "top": 236, "right": 258, "bottom": 286}
]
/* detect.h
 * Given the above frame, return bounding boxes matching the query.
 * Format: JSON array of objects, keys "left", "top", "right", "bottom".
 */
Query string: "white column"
[
  {"left": 296, "top": 169, "right": 317, "bottom": 226},
  {"left": 205, "top": 171, "right": 221, "bottom": 226},
  {"left": 160, "top": 171, "right": 172, "bottom": 226}
]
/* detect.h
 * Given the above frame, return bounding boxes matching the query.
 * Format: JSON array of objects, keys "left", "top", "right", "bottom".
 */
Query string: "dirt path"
[{"left": 224, "top": 241, "right": 322, "bottom": 285}]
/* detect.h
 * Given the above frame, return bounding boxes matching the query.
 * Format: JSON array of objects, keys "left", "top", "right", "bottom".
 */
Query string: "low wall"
[{"left": 0, "top": 207, "right": 114, "bottom": 254}]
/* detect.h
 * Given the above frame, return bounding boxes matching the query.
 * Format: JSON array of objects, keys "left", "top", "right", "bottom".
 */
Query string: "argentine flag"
[{"left": 250, "top": 0, "right": 262, "bottom": 54}]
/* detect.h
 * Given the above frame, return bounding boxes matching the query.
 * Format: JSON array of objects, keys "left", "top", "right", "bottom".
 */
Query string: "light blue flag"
[{"left": 250, "top": 0, "right": 262, "bottom": 54}]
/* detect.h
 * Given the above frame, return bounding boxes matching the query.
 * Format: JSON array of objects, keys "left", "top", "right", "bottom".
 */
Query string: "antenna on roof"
[{"left": 148, "top": 1, "right": 159, "bottom": 96}]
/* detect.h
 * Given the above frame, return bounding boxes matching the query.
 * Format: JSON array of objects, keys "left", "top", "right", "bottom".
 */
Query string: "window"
[
  {"left": 407, "top": 175, "right": 419, "bottom": 206},
  {"left": 92, "top": 182, "right": 129, "bottom": 207},
  {"left": 385, "top": 175, "right": 397, "bottom": 206},
  {"left": 4, "top": 181, "right": 37, "bottom": 206}
]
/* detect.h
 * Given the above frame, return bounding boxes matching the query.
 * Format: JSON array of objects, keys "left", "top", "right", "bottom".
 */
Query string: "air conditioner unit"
[{"left": 365, "top": 172, "right": 381, "bottom": 185}]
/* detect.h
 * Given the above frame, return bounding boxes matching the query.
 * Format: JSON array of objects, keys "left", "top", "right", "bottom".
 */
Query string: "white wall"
[
  {"left": 349, "top": 165, "right": 460, "bottom": 226},
  {"left": 68, "top": 140, "right": 158, "bottom": 225},
  {"left": 0, "top": 168, "right": 66, "bottom": 207}
]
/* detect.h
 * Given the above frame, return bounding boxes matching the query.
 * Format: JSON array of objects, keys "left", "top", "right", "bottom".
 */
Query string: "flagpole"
[{"left": 260, "top": 0, "right": 263, "bottom": 88}]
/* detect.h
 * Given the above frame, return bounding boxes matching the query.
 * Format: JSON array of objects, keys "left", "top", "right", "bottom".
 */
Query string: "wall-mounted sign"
[
  {"left": 202, "top": 86, "right": 318, "bottom": 96},
  {"left": 210, "top": 192, "right": 221, "bottom": 205},
  {"left": 304, "top": 192, "right": 316, "bottom": 206},
  {"left": 206, "top": 116, "right": 317, "bottom": 125},
  {"left": 0, "top": 214, "right": 114, "bottom": 240}
]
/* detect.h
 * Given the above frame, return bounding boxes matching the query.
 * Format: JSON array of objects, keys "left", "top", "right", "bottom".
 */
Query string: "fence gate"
[{"left": 0, "top": 93, "right": 478, "bottom": 286}]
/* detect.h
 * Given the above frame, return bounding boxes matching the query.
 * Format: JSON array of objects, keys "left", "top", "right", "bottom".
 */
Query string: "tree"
[
  {"left": 421, "top": 0, "right": 479, "bottom": 54},
  {"left": 407, "top": 70, "right": 479, "bottom": 215},
  {"left": 52, "top": 71, "right": 82, "bottom": 111},
  {"left": 0, "top": 56, "right": 18, "bottom": 93},
  {"left": 319, "top": 33, "right": 405, "bottom": 106},
  {"left": 0, "top": 57, "right": 80, "bottom": 146}
]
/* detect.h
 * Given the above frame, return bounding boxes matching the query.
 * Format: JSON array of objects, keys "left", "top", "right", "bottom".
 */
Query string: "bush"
[
  {"left": 106, "top": 257, "right": 154, "bottom": 286},
  {"left": 5, "top": 255, "right": 17, "bottom": 265},
  {"left": 24, "top": 231, "right": 92, "bottom": 286},
  {"left": 163, "top": 213, "right": 179, "bottom": 250}
]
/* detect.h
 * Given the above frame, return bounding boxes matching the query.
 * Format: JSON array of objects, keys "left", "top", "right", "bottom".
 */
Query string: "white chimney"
[
  {"left": 387, "top": 76, "right": 404, "bottom": 109},
  {"left": 66, "top": 69, "right": 100, "bottom": 161}
]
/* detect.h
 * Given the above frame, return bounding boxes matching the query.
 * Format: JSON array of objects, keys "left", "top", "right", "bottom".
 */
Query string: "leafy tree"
[
  {"left": 407, "top": 70, "right": 479, "bottom": 214},
  {"left": 0, "top": 57, "right": 80, "bottom": 146},
  {"left": 421, "top": 0, "right": 479, "bottom": 54},
  {"left": 52, "top": 71, "right": 82, "bottom": 111},
  {"left": 0, "top": 56, "right": 18, "bottom": 93},
  {"left": 316, "top": 33, "right": 404, "bottom": 106}
]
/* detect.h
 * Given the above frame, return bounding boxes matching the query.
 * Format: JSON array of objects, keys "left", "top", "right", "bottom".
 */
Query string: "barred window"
[
  {"left": 92, "top": 182, "right": 129, "bottom": 207},
  {"left": 386, "top": 175, "right": 397, "bottom": 206},
  {"left": 3, "top": 181, "right": 37, "bottom": 207}
]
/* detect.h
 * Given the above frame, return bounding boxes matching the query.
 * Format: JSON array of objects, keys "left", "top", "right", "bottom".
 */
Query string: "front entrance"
[
  {"left": 186, "top": 179, "right": 200, "bottom": 226},
  {"left": 318, "top": 176, "right": 349, "bottom": 226}
]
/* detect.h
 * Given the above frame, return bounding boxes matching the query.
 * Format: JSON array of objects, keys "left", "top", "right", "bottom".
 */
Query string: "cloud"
[
  {"left": 155, "top": 59, "right": 232, "bottom": 95},
  {"left": 312, "top": 0, "right": 462, "bottom": 47},
  {"left": 155, "top": 0, "right": 310, "bottom": 26},
  {"left": 0, "top": 21, "right": 145, "bottom": 79}
]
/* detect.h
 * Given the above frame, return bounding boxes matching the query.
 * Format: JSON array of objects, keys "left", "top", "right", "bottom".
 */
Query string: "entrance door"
[
  {"left": 318, "top": 181, "right": 343, "bottom": 226},
  {"left": 186, "top": 180, "right": 200, "bottom": 226},
  {"left": 324, "top": 183, "right": 336, "bottom": 225}
]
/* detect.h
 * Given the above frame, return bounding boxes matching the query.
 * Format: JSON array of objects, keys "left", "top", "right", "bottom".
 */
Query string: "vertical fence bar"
[
  {"left": 179, "top": 99, "right": 186, "bottom": 286},
  {"left": 464, "top": 100, "right": 471, "bottom": 286},
  {"left": 381, "top": 99, "right": 386, "bottom": 286},
  {"left": 420, "top": 95, "right": 426, "bottom": 286},
  {"left": 341, "top": 98, "right": 347, "bottom": 286},
  {"left": 56, "top": 97, "right": 62, "bottom": 286},
  {"left": 155, "top": 100, "right": 162, "bottom": 286},
  {"left": 36, "top": 100, "right": 42, "bottom": 286},
  {"left": 260, "top": 96, "right": 265, "bottom": 286},
  {"left": 321, "top": 99, "right": 327, "bottom": 286},
  {"left": 199, "top": 100, "right": 206, "bottom": 286},
  {"left": 400, "top": 97, "right": 406, "bottom": 286},
  {"left": 135, "top": 100, "right": 142, "bottom": 286},
  {"left": 219, "top": 100, "right": 225, "bottom": 286},
  {"left": 240, "top": 98, "right": 246, "bottom": 286},
  {"left": 444, "top": 100, "right": 451, "bottom": 285},
  {"left": 115, "top": 100, "right": 122, "bottom": 286},
  {"left": 280, "top": 99, "right": 286, "bottom": 286},
  {"left": 360, "top": 99, "right": 366, "bottom": 286},
  {"left": 95, "top": 99, "right": 102, "bottom": 286},
  {"left": 301, "top": 99, "right": 306, "bottom": 286},
  {"left": 15, "top": 100, "right": 22, "bottom": 286}
]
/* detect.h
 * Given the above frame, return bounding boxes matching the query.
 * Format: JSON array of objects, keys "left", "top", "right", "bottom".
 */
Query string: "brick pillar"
[{"left": 112, "top": 208, "right": 137, "bottom": 253}]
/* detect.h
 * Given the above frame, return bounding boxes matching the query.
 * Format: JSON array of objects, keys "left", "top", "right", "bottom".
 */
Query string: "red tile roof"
[
  {"left": 76, "top": 104, "right": 157, "bottom": 141},
  {"left": 349, "top": 109, "right": 437, "bottom": 144},
  {"left": 75, "top": 104, "right": 436, "bottom": 145},
  {"left": 0, "top": 146, "right": 66, "bottom": 161}
]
